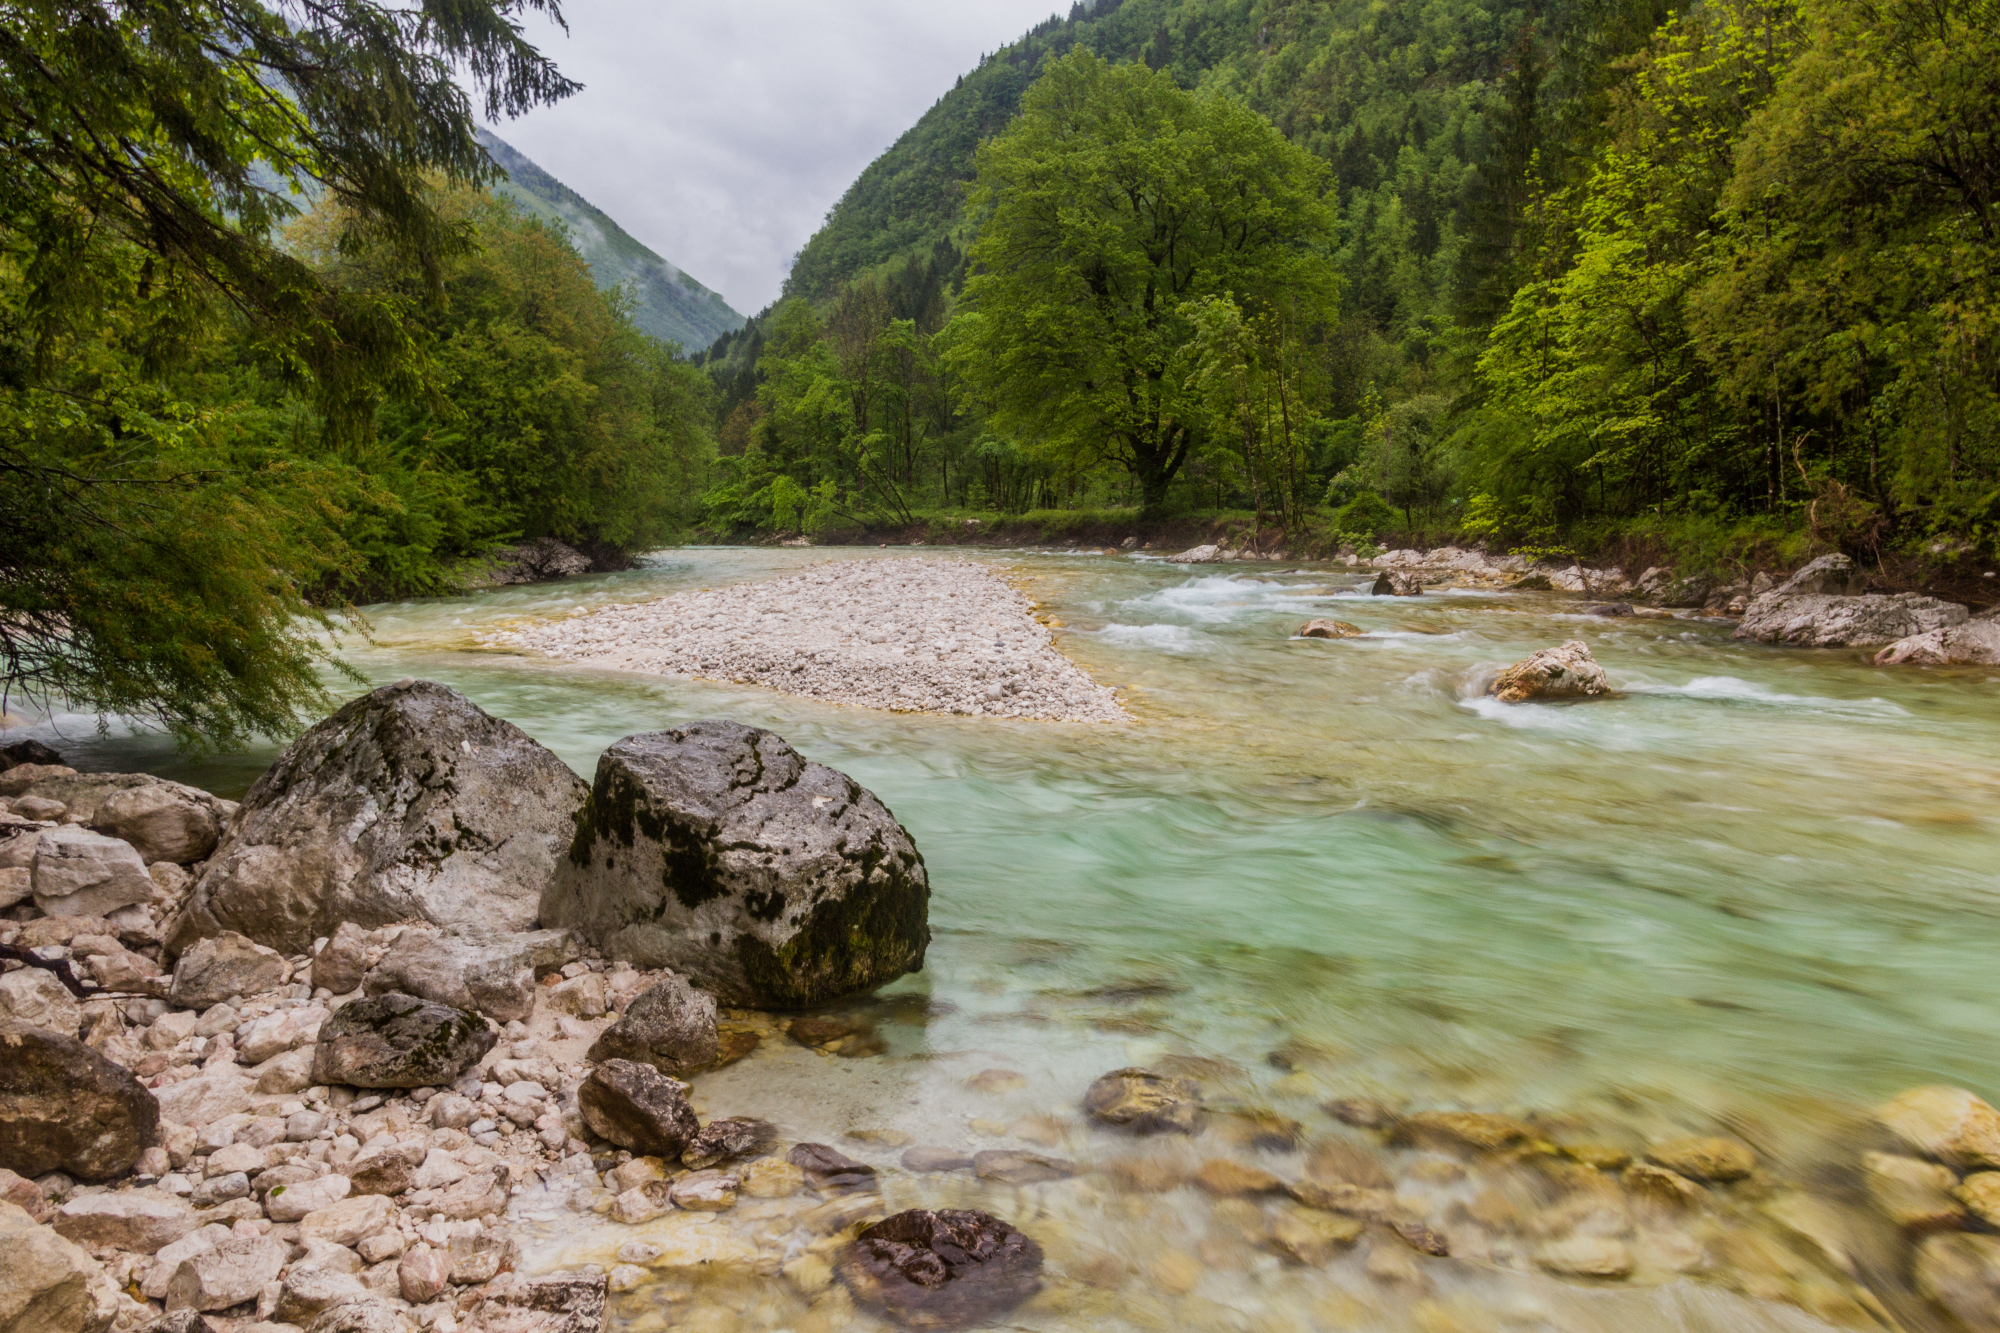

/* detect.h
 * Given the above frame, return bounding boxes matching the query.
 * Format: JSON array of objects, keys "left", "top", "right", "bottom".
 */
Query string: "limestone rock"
[
  {"left": 453, "top": 1271, "right": 601, "bottom": 1333},
  {"left": 541, "top": 722, "right": 929, "bottom": 1008},
  {"left": 669, "top": 1169, "right": 739, "bottom": 1211},
  {"left": 576, "top": 1060, "right": 698, "bottom": 1158},
  {"left": 0, "top": 1200, "right": 115, "bottom": 1333},
  {"left": 1878, "top": 1085, "right": 2000, "bottom": 1168},
  {"left": 900, "top": 1146, "right": 974, "bottom": 1174},
  {"left": 1918, "top": 1232, "right": 2000, "bottom": 1331},
  {"left": 1395, "top": 1110, "right": 1536, "bottom": 1155},
  {"left": 1957, "top": 1171, "right": 2000, "bottom": 1227},
  {"left": 272, "top": 1267, "right": 370, "bottom": 1325},
  {"left": 973, "top": 1150, "right": 1076, "bottom": 1185},
  {"left": 0, "top": 969, "right": 82, "bottom": 1038},
  {"left": 1646, "top": 1136, "right": 1754, "bottom": 1182},
  {"left": 788, "top": 1143, "right": 877, "bottom": 1194},
  {"left": 309, "top": 993, "right": 495, "bottom": 1089},
  {"left": 586, "top": 974, "right": 717, "bottom": 1075},
  {"left": 1167, "top": 545, "right": 1221, "bottom": 564},
  {"left": 297, "top": 1194, "right": 397, "bottom": 1248},
  {"left": 1369, "top": 571, "right": 1423, "bottom": 596},
  {"left": 52, "top": 1191, "right": 196, "bottom": 1254},
  {"left": 1297, "top": 620, "right": 1362, "bottom": 639},
  {"left": 0, "top": 1021, "right": 158, "bottom": 1180},
  {"left": 1866, "top": 1152, "right": 1965, "bottom": 1229},
  {"left": 166, "top": 681, "right": 588, "bottom": 958},
  {"left": 265, "top": 1174, "right": 351, "bottom": 1223},
  {"left": 90, "top": 784, "right": 225, "bottom": 866},
  {"left": 438, "top": 1166, "right": 509, "bottom": 1220},
  {"left": 309, "top": 923, "right": 370, "bottom": 996},
  {"left": 1736, "top": 556, "right": 1966, "bottom": 648},
  {"left": 362, "top": 926, "right": 578, "bottom": 1025},
  {"left": 1875, "top": 618, "right": 2000, "bottom": 667},
  {"left": 1488, "top": 642, "right": 1610, "bottom": 704},
  {"left": 396, "top": 1245, "right": 448, "bottom": 1305},
  {"left": 167, "top": 932, "right": 289, "bottom": 1010},
  {"left": 236, "top": 1005, "right": 327, "bottom": 1065},
  {"left": 1536, "top": 1236, "right": 1634, "bottom": 1278},
  {"left": 165, "top": 1236, "right": 287, "bottom": 1313},
  {"left": 1266, "top": 1206, "right": 1363, "bottom": 1265},
  {"left": 1082, "top": 1068, "right": 1201, "bottom": 1135},
  {"left": 1624, "top": 1164, "right": 1706, "bottom": 1208},
  {"left": 1192, "top": 1159, "right": 1282, "bottom": 1196},
  {"left": 837, "top": 1209, "right": 1043, "bottom": 1328},
  {"left": 304, "top": 1302, "right": 416, "bottom": 1333},
  {"left": 152, "top": 1069, "right": 252, "bottom": 1127},
  {"left": 472, "top": 538, "right": 592, "bottom": 587},
  {"left": 31, "top": 828, "right": 152, "bottom": 919}
]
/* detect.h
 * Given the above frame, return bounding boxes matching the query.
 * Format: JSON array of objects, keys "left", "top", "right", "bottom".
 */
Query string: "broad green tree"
[{"left": 949, "top": 49, "right": 1341, "bottom": 514}]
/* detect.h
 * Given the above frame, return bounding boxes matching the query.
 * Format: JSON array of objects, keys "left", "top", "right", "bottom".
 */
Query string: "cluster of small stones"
[{"left": 486, "top": 558, "right": 1126, "bottom": 723}]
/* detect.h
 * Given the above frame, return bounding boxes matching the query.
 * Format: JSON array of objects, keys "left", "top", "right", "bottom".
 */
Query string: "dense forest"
[
  {"left": 696, "top": 0, "right": 2000, "bottom": 574},
  {"left": 0, "top": 0, "right": 714, "bottom": 744}
]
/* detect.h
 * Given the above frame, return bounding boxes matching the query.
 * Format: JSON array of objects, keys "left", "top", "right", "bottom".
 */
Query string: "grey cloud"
[{"left": 480, "top": 1, "right": 1066, "bottom": 315}]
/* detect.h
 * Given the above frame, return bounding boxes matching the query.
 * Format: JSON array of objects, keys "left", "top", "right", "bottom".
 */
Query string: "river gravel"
[{"left": 486, "top": 557, "right": 1127, "bottom": 722}]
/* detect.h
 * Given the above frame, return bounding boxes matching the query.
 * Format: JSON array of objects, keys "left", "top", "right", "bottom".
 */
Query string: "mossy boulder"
[{"left": 540, "top": 721, "right": 929, "bottom": 1009}]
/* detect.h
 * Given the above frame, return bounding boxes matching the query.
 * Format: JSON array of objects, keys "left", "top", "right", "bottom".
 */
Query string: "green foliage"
[
  {"left": 1333, "top": 489, "right": 1395, "bottom": 538},
  {"left": 949, "top": 50, "right": 1340, "bottom": 513}
]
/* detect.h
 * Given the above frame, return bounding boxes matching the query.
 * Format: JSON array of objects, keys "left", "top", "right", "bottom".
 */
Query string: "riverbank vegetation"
[
  {"left": 0, "top": 0, "right": 713, "bottom": 743},
  {"left": 696, "top": 0, "right": 2000, "bottom": 584}
]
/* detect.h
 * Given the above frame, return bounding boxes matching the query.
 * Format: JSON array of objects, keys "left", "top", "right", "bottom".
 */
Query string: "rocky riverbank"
[
  {"left": 9, "top": 678, "right": 2000, "bottom": 1333},
  {"left": 485, "top": 558, "right": 1126, "bottom": 722}
]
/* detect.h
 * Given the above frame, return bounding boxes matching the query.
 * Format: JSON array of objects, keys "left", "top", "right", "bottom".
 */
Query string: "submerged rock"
[
  {"left": 577, "top": 1060, "right": 698, "bottom": 1158},
  {"left": 1082, "top": 1068, "right": 1202, "bottom": 1135},
  {"left": 0, "top": 1021, "right": 158, "bottom": 1180},
  {"left": 1297, "top": 620, "right": 1363, "bottom": 639},
  {"left": 1875, "top": 618, "right": 2000, "bottom": 666},
  {"left": 682, "top": 1117, "right": 774, "bottom": 1170},
  {"left": 587, "top": 973, "right": 717, "bottom": 1074},
  {"left": 837, "top": 1209, "right": 1043, "bottom": 1329},
  {"left": 789, "top": 1142, "right": 878, "bottom": 1193},
  {"left": 1878, "top": 1085, "right": 2000, "bottom": 1168},
  {"left": 1487, "top": 641, "right": 1610, "bottom": 704},
  {"left": 167, "top": 680, "right": 588, "bottom": 958},
  {"left": 541, "top": 721, "right": 929, "bottom": 1009},
  {"left": 1918, "top": 1232, "right": 2000, "bottom": 1331},
  {"left": 309, "top": 992, "right": 495, "bottom": 1089}
]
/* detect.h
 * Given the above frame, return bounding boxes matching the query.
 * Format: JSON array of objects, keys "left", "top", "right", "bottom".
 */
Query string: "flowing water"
[{"left": 28, "top": 547, "right": 2000, "bottom": 1332}]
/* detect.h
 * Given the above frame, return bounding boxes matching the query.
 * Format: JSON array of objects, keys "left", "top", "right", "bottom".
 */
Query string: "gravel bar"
[{"left": 487, "top": 558, "right": 1127, "bottom": 722}]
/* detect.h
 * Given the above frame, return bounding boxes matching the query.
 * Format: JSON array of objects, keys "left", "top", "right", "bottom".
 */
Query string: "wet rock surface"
[
  {"left": 1488, "top": 641, "right": 1610, "bottom": 703},
  {"left": 542, "top": 721, "right": 930, "bottom": 1008},
  {"left": 1876, "top": 617, "right": 2000, "bottom": 666},
  {"left": 837, "top": 1208, "right": 1044, "bottom": 1329},
  {"left": 1084, "top": 1067, "right": 1203, "bottom": 1134},
  {"left": 577, "top": 1059, "right": 698, "bottom": 1157},
  {"left": 309, "top": 992, "right": 496, "bottom": 1089},
  {"left": 1297, "top": 619, "right": 1362, "bottom": 639},
  {"left": 167, "top": 680, "right": 588, "bottom": 957}
]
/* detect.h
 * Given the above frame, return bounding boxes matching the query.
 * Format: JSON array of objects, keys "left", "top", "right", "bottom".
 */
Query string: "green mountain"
[{"left": 477, "top": 127, "right": 745, "bottom": 351}]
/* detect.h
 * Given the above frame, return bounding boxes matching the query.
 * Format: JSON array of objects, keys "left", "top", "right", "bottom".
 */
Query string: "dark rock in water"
[
  {"left": 1369, "top": 571, "right": 1423, "bottom": 596},
  {"left": 309, "top": 992, "right": 495, "bottom": 1089},
  {"left": 577, "top": 1059, "right": 698, "bottom": 1158},
  {"left": 1510, "top": 573, "right": 1554, "bottom": 591},
  {"left": 681, "top": 1117, "right": 774, "bottom": 1170},
  {"left": 838, "top": 1209, "right": 1043, "bottom": 1330},
  {"left": 1083, "top": 1068, "right": 1202, "bottom": 1135},
  {"left": 0, "top": 1020, "right": 158, "bottom": 1180},
  {"left": 786, "top": 1013, "right": 885, "bottom": 1057},
  {"left": 972, "top": 1150, "right": 1076, "bottom": 1184},
  {"left": 541, "top": 721, "right": 930, "bottom": 1009},
  {"left": 588, "top": 974, "right": 717, "bottom": 1074},
  {"left": 168, "top": 931, "right": 289, "bottom": 1010},
  {"left": 902, "top": 1146, "right": 975, "bottom": 1173},
  {"left": 473, "top": 538, "right": 593, "bottom": 588},
  {"left": 789, "top": 1142, "right": 878, "bottom": 1193},
  {"left": 1582, "top": 602, "right": 1634, "bottom": 617},
  {"left": 167, "top": 680, "right": 588, "bottom": 958},
  {"left": 0, "top": 739, "right": 63, "bottom": 770}
]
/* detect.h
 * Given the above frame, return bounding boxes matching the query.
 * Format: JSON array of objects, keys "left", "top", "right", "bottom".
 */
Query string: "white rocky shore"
[{"left": 486, "top": 558, "right": 1126, "bottom": 722}]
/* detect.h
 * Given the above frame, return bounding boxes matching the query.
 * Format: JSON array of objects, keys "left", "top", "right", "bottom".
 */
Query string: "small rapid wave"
[
  {"left": 1125, "top": 573, "right": 1357, "bottom": 622},
  {"left": 1625, "top": 675, "right": 1909, "bottom": 717},
  {"left": 1088, "top": 622, "right": 1203, "bottom": 652}
]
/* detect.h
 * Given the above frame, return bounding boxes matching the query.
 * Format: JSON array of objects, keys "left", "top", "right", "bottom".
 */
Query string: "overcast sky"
[{"left": 479, "top": 1, "right": 1065, "bottom": 316}]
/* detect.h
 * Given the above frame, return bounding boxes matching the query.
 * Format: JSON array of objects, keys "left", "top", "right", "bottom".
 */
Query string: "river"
[{"left": 34, "top": 546, "right": 2000, "bottom": 1332}]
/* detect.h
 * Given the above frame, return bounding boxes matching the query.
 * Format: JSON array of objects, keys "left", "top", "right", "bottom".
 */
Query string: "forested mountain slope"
[{"left": 478, "top": 128, "right": 744, "bottom": 350}]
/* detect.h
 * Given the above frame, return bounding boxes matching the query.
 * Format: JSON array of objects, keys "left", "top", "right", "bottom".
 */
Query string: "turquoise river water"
[{"left": 26, "top": 547, "right": 2000, "bottom": 1333}]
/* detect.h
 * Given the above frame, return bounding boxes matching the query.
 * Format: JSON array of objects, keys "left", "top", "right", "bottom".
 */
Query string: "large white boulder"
[
  {"left": 1736, "top": 552, "right": 1969, "bottom": 647},
  {"left": 165, "top": 680, "right": 588, "bottom": 958},
  {"left": 30, "top": 827, "right": 151, "bottom": 919},
  {"left": 1874, "top": 616, "right": 2000, "bottom": 666}
]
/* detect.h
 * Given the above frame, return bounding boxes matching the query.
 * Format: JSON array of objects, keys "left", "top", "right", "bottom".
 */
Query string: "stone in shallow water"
[
  {"left": 789, "top": 1142, "right": 877, "bottom": 1194},
  {"left": 971, "top": 1150, "right": 1076, "bottom": 1184},
  {"left": 1536, "top": 1236, "right": 1634, "bottom": 1278},
  {"left": 1624, "top": 1163, "right": 1706, "bottom": 1208},
  {"left": 1918, "top": 1231, "right": 2000, "bottom": 1331},
  {"left": 1297, "top": 620, "right": 1362, "bottom": 639},
  {"left": 837, "top": 1208, "right": 1043, "bottom": 1329},
  {"left": 1266, "top": 1206, "right": 1362, "bottom": 1265},
  {"left": 1082, "top": 1068, "right": 1201, "bottom": 1135},
  {"left": 1878, "top": 1085, "right": 2000, "bottom": 1169},
  {"left": 1487, "top": 642, "right": 1609, "bottom": 704},
  {"left": 1193, "top": 1159, "right": 1283, "bottom": 1196},
  {"left": 681, "top": 1117, "right": 775, "bottom": 1170},
  {"left": 1647, "top": 1135, "right": 1755, "bottom": 1182},
  {"left": 901, "top": 1146, "right": 974, "bottom": 1173},
  {"left": 1394, "top": 1110, "right": 1537, "bottom": 1154},
  {"left": 1955, "top": 1171, "right": 2000, "bottom": 1227}
]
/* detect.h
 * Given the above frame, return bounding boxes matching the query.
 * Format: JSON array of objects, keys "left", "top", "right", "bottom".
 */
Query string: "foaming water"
[{"left": 30, "top": 548, "right": 2000, "bottom": 1332}]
